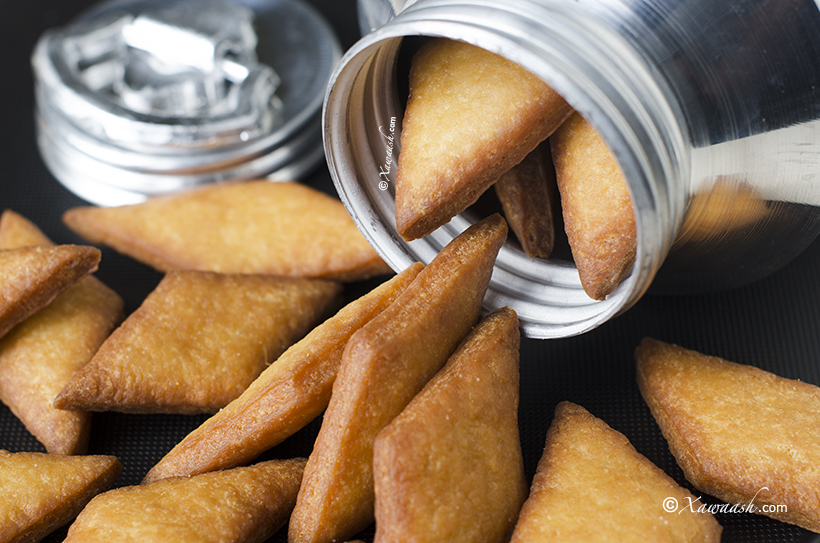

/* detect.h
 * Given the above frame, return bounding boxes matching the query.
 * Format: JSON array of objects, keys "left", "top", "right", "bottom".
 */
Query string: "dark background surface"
[{"left": 2, "top": 0, "right": 820, "bottom": 541}]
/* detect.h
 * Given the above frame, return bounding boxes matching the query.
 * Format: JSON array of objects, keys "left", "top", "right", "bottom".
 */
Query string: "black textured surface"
[{"left": 2, "top": 0, "right": 820, "bottom": 542}]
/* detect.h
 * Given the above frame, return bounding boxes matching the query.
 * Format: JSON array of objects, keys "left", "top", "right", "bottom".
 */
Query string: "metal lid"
[{"left": 32, "top": 0, "right": 341, "bottom": 205}]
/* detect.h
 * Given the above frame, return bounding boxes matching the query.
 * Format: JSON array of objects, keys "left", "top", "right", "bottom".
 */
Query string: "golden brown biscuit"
[
  {"left": 550, "top": 112, "right": 636, "bottom": 300},
  {"left": 636, "top": 337, "right": 820, "bottom": 533},
  {"left": 64, "top": 458, "right": 306, "bottom": 543},
  {"left": 289, "top": 214, "right": 508, "bottom": 543},
  {"left": 55, "top": 270, "right": 342, "bottom": 414},
  {"left": 395, "top": 38, "right": 572, "bottom": 241},
  {"left": 62, "top": 180, "right": 391, "bottom": 282},
  {"left": 0, "top": 211, "right": 52, "bottom": 246},
  {"left": 494, "top": 143, "right": 556, "bottom": 258},
  {"left": 0, "top": 245, "right": 100, "bottom": 340},
  {"left": 143, "top": 263, "right": 423, "bottom": 484},
  {"left": 0, "top": 449, "right": 121, "bottom": 543},
  {"left": 373, "top": 307, "right": 526, "bottom": 543},
  {"left": 0, "top": 210, "right": 124, "bottom": 455},
  {"left": 509, "top": 402, "right": 721, "bottom": 543}
]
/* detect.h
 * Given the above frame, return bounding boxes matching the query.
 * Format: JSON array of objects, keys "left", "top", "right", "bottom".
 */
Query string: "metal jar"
[{"left": 324, "top": 0, "right": 820, "bottom": 338}]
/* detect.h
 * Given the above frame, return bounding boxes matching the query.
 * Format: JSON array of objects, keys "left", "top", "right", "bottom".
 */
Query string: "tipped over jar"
[{"left": 323, "top": 0, "right": 820, "bottom": 338}]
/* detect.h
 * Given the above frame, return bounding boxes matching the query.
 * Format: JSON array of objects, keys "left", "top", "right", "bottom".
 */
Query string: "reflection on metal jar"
[{"left": 325, "top": 0, "right": 820, "bottom": 338}]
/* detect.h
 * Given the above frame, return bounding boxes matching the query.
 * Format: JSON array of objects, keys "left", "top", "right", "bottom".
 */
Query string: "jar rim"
[{"left": 324, "top": 0, "right": 688, "bottom": 337}]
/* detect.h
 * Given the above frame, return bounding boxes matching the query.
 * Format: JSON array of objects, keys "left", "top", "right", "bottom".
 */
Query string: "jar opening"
[{"left": 324, "top": 3, "right": 686, "bottom": 337}]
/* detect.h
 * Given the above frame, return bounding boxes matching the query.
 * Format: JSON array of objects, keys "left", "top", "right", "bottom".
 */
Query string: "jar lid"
[{"left": 32, "top": 0, "right": 341, "bottom": 205}]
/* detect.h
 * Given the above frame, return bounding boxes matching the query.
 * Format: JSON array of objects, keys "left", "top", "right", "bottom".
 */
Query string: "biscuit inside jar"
[{"left": 394, "top": 37, "right": 637, "bottom": 301}]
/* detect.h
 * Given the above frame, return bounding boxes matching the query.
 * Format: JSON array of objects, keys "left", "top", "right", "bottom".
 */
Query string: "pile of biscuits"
[
  {"left": 1, "top": 176, "right": 819, "bottom": 543},
  {"left": 1, "top": 38, "right": 819, "bottom": 543},
  {"left": 0, "top": 181, "right": 388, "bottom": 542},
  {"left": 395, "top": 38, "right": 636, "bottom": 300}
]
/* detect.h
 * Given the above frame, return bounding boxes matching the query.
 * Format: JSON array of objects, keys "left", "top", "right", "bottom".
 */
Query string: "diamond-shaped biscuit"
[
  {"left": 0, "top": 210, "right": 123, "bottom": 454},
  {"left": 637, "top": 337, "right": 820, "bottom": 533},
  {"left": 373, "top": 307, "right": 526, "bottom": 543},
  {"left": 509, "top": 402, "right": 721, "bottom": 542},
  {"left": 0, "top": 244, "right": 100, "bottom": 340},
  {"left": 64, "top": 458, "right": 305, "bottom": 543},
  {"left": 395, "top": 39, "right": 571, "bottom": 241},
  {"left": 0, "top": 449, "right": 121, "bottom": 543},
  {"left": 550, "top": 113, "right": 636, "bottom": 300},
  {"left": 63, "top": 181, "right": 391, "bottom": 282},
  {"left": 55, "top": 270, "right": 342, "bottom": 414}
]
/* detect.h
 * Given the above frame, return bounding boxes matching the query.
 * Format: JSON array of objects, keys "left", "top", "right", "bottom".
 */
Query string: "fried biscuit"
[
  {"left": 636, "top": 337, "right": 820, "bottom": 533},
  {"left": 509, "top": 402, "right": 721, "bottom": 543},
  {"left": 0, "top": 210, "right": 123, "bottom": 455},
  {"left": 494, "top": 143, "right": 556, "bottom": 258},
  {"left": 0, "top": 245, "right": 100, "bottom": 340},
  {"left": 550, "top": 112, "right": 636, "bottom": 300},
  {"left": 0, "top": 211, "right": 52, "bottom": 246},
  {"left": 395, "top": 38, "right": 572, "bottom": 241},
  {"left": 55, "top": 270, "right": 342, "bottom": 414},
  {"left": 143, "top": 263, "right": 423, "bottom": 484},
  {"left": 64, "top": 458, "right": 306, "bottom": 543},
  {"left": 373, "top": 307, "right": 526, "bottom": 543},
  {"left": 289, "top": 214, "right": 508, "bottom": 543},
  {"left": 62, "top": 180, "right": 391, "bottom": 282},
  {"left": 0, "top": 449, "right": 121, "bottom": 543}
]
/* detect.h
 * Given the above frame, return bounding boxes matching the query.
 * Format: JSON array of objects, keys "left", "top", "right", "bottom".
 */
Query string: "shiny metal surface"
[
  {"left": 357, "top": 0, "right": 413, "bottom": 33},
  {"left": 327, "top": 0, "right": 820, "bottom": 337},
  {"left": 33, "top": 0, "right": 340, "bottom": 205}
]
